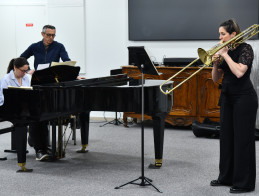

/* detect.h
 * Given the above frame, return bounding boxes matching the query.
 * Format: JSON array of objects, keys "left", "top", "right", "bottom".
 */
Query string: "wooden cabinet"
[{"left": 122, "top": 66, "right": 221, "bottom": 126}]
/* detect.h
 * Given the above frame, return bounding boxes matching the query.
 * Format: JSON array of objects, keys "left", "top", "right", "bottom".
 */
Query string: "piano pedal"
[
  {"left": 76, "top": 144, "right": 89, "bottom": 153},
  {"left": 17, "top": 162, "right": 33, "bottom": 173}
]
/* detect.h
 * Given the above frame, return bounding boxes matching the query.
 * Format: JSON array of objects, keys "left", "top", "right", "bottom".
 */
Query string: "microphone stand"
[{"left": 115, "top": 64, "right": 162, "bottom": 193}]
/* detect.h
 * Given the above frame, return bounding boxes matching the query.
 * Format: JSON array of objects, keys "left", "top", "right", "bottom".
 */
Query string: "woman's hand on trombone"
[
  {"left": 217, "top": 46, "right": 229, "bottom": 58},
  {"left": 212, "top": 53, "right": 221, "bottom": 65},
  {"left": 212, "top": 41, "right": 228, "bottom": 65}
]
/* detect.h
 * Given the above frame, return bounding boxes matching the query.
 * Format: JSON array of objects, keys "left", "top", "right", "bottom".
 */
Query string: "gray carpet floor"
[{"left": 0, "top": 119, "right": 258, "bottom": 196}]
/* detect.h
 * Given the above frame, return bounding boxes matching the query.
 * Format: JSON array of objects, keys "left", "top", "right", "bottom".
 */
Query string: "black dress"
[{"left": 217, "top": 43, "right": 258, "bottom": 189}]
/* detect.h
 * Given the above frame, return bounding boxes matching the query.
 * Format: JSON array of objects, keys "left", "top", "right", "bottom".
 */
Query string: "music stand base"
[
  {"left": 115, "top": 176, "right": 162, "bottom": 193},
  {"left": 100, "top": 118, "right": 123, "bottom": 127}
]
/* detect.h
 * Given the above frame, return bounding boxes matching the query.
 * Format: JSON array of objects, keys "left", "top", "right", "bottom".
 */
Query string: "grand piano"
[{"left": 0, "top": 65, "right": 173, "bottom": 172}]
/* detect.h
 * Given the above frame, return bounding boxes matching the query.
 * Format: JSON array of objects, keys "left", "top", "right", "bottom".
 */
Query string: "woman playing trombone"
[{"left": 210, "top": 19, "right": 258, "bottom": 194}]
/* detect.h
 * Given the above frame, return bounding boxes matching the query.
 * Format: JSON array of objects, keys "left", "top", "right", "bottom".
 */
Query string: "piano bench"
[{"left": 0, "top": 126, "right": 15, "bottom": 135}]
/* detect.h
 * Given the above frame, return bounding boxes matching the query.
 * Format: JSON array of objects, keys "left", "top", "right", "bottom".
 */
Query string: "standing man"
[
  {"left": 21, "top": 24, "right": 71, "bottom": 71},
  {"left": 20, "top": 25, "right": 71, "bottom": 161}
]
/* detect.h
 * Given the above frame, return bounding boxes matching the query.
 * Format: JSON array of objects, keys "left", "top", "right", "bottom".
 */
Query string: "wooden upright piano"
[{"left": 122, "top": 65, "right": 222, "bottom": 126}]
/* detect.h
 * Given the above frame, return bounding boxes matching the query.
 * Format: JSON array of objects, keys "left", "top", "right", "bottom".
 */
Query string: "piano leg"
[
  {"left": 14, "top": 125, "right": 33, "bottom": 172},
  {"left": 149, "top": 112, "right": 167, "bottom": 169},
  {"left": 77, "top": 112, "right": 89, "bottom": 153}
]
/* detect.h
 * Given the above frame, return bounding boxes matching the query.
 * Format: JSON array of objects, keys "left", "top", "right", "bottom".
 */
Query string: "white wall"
[
  {"left": 48, "top": 0, "right": 86, "bottom": 73},
  {"left": 84, "top": 0, "right": 128, "bottom": 78},
  {"left": 0, "top": 5, "right": 16, "bottom": 77},
  {"left": 0, "top": 0, "right": 47, "bottom": 77},
  {"left": 0, "top": 0, "right": 85, "bottom": 76}
]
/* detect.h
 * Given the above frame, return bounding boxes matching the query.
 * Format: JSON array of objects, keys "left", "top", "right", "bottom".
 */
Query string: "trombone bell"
[{"left": 197, "top": 48, "right": 212, "bottom": 66}]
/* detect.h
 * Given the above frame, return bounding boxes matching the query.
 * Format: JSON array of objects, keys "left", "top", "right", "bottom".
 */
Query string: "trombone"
[{"left": 160, "top": 24, "right": 259, "bottom": 95}]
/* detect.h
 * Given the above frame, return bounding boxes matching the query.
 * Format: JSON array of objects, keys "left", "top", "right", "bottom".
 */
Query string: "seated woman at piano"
[
  {"left": 0, "top": 57, "right": 30, "bottom": 106},
  {"left": 0, "top": 57, "right": 50, "bottom": 162}
]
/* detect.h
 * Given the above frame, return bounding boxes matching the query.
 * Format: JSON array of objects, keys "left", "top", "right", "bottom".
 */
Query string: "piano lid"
[{"left": 31, "top": 65, "right": 80, "bottom": 86}]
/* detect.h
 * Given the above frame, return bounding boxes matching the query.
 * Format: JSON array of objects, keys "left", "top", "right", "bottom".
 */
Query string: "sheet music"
[
  {"left": 51, "top": 61, "right": 77, "bottom": 67},
  {"left": 37, "top": 63, "right": 50, "bottom": 70},
  {"left": 8, "top": 86, "right": 33, "bottom": 90}
]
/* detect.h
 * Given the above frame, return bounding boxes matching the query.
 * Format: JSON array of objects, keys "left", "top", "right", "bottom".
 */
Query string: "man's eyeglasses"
[
  {"left": 44, "top": 33, "right": 56, "bottom": 38},
  {"left": 18, "top": 68, "right": 29, "bottom": 73}
]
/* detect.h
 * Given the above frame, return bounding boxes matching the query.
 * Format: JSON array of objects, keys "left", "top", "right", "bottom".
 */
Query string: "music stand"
[
  {"left": 31, "top": 65, "right": 80, "bottom": 85},
  {"left": 115, "top": 46, "right": 161, "bottom": 193}
]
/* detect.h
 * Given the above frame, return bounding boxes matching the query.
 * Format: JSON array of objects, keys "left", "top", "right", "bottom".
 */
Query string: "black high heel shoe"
[
  {"left": 210, "top": 180, "right": 232, "bottom": 186},
  {"left": 230, "top": 186, "right": 255, "bottom": 194}
]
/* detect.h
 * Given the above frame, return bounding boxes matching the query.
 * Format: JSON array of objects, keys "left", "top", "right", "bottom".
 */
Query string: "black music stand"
[
  {"left": 115, "top": 46, "right": 161, "bottom": 193},
  {"left": 99, "top": 112, "right": 123, "bottom": 127},
  {"left": 31, "top": 65, "right": 80, "bottom": 85}
]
